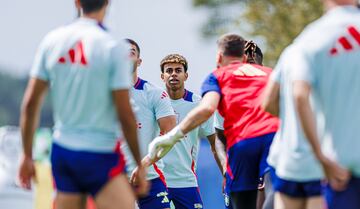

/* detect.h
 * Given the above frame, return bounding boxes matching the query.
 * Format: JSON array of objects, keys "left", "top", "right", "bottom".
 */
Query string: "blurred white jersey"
[
  {"left": 30, "top": 17, "right": 132, "bottom": 152},
  {"left": 163, "top": 90, "right": 215, "bottom": 188},
  {"left": 121, "top": 78, "right": 175, "bottom": 180},
  {"left": 291, "top": 6, "right": 360, "bottom": 177},
  {"left": 267, "top": 46, "right": 324, "bottom": 181},
  {"left": 0, "top": 127, "right": 34, "bottom": 209}
]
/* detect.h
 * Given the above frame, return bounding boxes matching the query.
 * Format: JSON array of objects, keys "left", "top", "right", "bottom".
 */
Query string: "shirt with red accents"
[{"left": 201, "top": 62, "right": 279, "bottom": 150}]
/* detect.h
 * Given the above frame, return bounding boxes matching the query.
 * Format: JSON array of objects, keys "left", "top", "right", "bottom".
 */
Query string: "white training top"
[
  {"left": 30, "top": 17, "right": 132, "bottom": 152},
  {"left": 267, "top": 45, "right": 324, "bottom": 181},
  {"left": 291, "top": 6, "right": 360, "bottom": 177},
  {"left": 162, "top": 90, "right": 215, "bottom": 188},
  {"left": 121, "top": 78, "right": 175, "bottom": 180}
]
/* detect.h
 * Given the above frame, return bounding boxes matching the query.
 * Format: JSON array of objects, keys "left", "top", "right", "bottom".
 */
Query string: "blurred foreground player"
[{"left": 18, "top": 1, "right": 148, "bottom": 209}]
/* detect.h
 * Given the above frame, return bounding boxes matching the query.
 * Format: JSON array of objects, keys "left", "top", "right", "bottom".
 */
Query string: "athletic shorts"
[
  {"left": 226, "top": 132, "right": 275, "bottom": 192},
  {"left": 168, "top": 187, "right": 203, "bottom": 209},
  {"left": 270, "top": 167, "right": 322, "bottom": 198},
  {"left": 138, "top": 178, "right": 170, "bottom": 209},
  {"left": 223, "top": 178, "right": 234, "bottom": 209},
  {"left": 324, "top": 176, "right": 360, "bottom": 209},
  {"left": 51, "top": 143, "right": 126, "bottom": 197}
]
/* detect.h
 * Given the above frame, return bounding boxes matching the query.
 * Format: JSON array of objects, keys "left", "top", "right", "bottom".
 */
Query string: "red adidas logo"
[
  {"left": 58, "top": 40, "right": 88, "bottom": 65},
  {"left": 160, "top": 91, "right": 168, "bottom": 99},
  {"left": 330, "top": 26, "right": 360, "bottom": 56}
]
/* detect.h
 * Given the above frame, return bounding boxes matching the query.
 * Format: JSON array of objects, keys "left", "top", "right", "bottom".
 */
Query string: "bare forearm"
[
  {"left": 293, "top": 82, "right": 323, "bottom": 160},
  {"left": 213, "top": 139, "right": 227, "bottom": 175},
  {"left": 120, "top": 116, "right": 142, "bottom": 165},
  {"left": 179, "top": 105, "right": 215, "bottom": 134},
  {"left": 20, "top": 105, "right": 40, "bottom": 158}
]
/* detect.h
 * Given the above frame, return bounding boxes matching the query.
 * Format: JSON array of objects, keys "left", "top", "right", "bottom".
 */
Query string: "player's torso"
[
  {"left": 44, "top": 19, "right": 129, "bottom": 151},
  {"left": 163, "top": 90, "right": 201, "bottom": 187},
  {"left": 294, "top": 6, "right": 360, "bottom": 175},
  {"left": 215, "top": 63, "right": 279, "bottom": 148}
]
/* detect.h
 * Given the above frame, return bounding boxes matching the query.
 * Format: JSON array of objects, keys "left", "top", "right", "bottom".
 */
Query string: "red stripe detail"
[
  {"left": 226, "top": 160, "right": 234, "bottom": 180},
  {"left": 339, "top": 37, "right": 353, "bottom": 51},
  {"left": 191, "top": 159, "right": 198, "bottom": 179},
  {"left": 108, "top": 141, "right": 126, "bottom": 178},
  {"left": 77, "top": 41, "right": 88, "bottom": 65},
  {"left": 348, "top": 26, "right": 360, "bottom": 45},
  {"left": 58, "top": 57, "right": 66, "bottom": 63},
  {"left": 153, "top": 163, "right": 167, "bottom": 187},
  {"left": 68, "top": 48, "right": 75, "bottom": 63},
  {"left": 133, "top": 78, "right": 141, "bottom": 88},
  {"left": 330, "top": 48, "right": 338, "bottom": 56}
]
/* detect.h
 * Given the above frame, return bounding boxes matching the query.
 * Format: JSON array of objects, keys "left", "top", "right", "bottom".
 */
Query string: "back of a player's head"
[
  {"left": 125, "top": 38, "right": 141, "bottom": 57},
  {"left": 79, "top": 0, "right": 108, "bottom": 14},
  {"left": 217, "top": 34, "right": 246, "bottom": 58},
  {"left": 245, "top": 40, "right": 263, "bottom": 65},
  {"left": 160, "top": 54, "right": 188, "bottom": 73}
]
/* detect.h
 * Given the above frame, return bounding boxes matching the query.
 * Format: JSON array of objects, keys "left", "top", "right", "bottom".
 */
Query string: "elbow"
[{"left": 202, "top": 105, "right": 217, "bottom": 118}]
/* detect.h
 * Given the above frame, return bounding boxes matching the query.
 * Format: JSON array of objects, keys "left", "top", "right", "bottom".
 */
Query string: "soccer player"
[
  {"left": 149, "top": 34, "right": 279, "bottom": 209},
  {"left": 290, "top": 1, "right": 360, "bottom": 209},
  {"left": 18, "top": 1, "right": 148, "bottom": 209},
  {"left": 159, "top": 54, "right": 226, "bottom": 209},
  {"left": 122, "top": 39, "right": 177, "bottom": 209},
  {"left": 262, "top": 45, "right": 324, "bottom": 209}
]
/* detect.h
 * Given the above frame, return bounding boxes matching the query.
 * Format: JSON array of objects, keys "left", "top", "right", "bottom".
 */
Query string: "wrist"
[{"left": 169, "top": 126, "right": 184, "bottom": 143}]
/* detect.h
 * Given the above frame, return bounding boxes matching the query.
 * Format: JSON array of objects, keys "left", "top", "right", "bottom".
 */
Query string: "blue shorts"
[
  {"left": 51, "top": 143, "right": 126, "bottom": 197},
  {"left": 324, "top": 176, "right": 360, "bottom": 209},
  {"left": 168, "top": 187, "right": 203, "bottom": 209},
  {"left": 223, "top": 179, "right": 234, "bottom": 209},
  {"left": 138, "top": 178, "right": 170, "bottom": 209},
  {"left": 270, "top": 168, "right": 322, "bottom": 198},
  {"left": 226, "top": 132, "right": 275, "bottom": 192}
]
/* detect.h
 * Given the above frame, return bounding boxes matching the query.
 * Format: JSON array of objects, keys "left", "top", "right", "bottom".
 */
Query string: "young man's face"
[
  {"left": 128, "top": 44, "right": 142, "bottom": 71},
  {"left": 161, "top": 63, "right": 188, "bottom": 91}
]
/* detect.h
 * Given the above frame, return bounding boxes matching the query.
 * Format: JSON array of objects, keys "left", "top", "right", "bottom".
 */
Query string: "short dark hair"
[
  {"left": 160, "top": 54, "right": 188, "bottom": 73},
  {"left": 80, "top": 0, "right": 108, "bottom": 14},
  {"left": 217, "top": 34, "right": 246, "bottom": 58},
  {"left": 125, "top": 38, "right": 141, "bottom": 57},
  {"left": 245, "top": 40, "right": 263, "bottom": 65}
]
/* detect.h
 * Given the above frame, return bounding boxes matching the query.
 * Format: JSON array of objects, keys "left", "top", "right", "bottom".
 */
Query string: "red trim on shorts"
[
  {"left": 153, "top": 163, "right": 167, "bottom": 187},
  {"left": 108, "top": 141, "right": 126, "bottom": 178}
]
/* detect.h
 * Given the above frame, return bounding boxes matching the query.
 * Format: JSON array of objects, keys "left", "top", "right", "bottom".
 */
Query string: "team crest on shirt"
[
  {"left": 194, "top": 203, "right": 203, "bottom": 208},
  {"left": 156, "top": 191, "right": 170, "bottom": 203}
]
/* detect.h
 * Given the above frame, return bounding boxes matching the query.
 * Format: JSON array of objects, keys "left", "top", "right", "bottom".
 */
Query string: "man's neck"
[
  {"left": 167, "top": 87, "right": 185, "bottom": 100},
  {"left": 324, "top": 0, "right": 356, "bottom": 11},
  {"left": 221, "top": 57, "right": 243, "bottom": 67},
  {"left": 133, "top": 71, "right": 138, "bottom": 85},
  {"left": 82, "top": 11, "right": 105, "bottom": 23}
]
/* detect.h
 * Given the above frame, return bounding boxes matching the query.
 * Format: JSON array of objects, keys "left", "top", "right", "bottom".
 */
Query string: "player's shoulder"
[
  {"left": 138, "top": 78, "right": 168, "bottom": 96},
  {"left": 182, "top": 89, "right": 200, "bottom": 103}
]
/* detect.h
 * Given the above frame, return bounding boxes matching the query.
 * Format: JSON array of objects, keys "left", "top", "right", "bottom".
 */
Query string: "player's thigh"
[
  {"left": 305, "top": 196, "right": 324, "bottom": 209},
  {"left": 54, "top": 192, "right": 86, "bottom": 209},
  {"left": 274, "top": 192, "right": 305, "bottom": 209},
  {"left": 94, "top": 174, "right": 136, "bottom": 209}
]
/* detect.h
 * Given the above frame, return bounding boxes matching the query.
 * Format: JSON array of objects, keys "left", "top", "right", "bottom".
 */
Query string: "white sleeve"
[
  {"left": 109, "top": 41, "right": 132, "bottom": 90},
  {"left": 30, "top": 38, "right": 49, "bottom": 81},
  {"left": 199, "top": 113, "right": 216, "bottom": 138},
  {"left": 291, "top": 46, "right": 317, "bottom": 85},
  {"left": 214, "top": 111, "right": 224, "bottom": 130},
  {"left": 152, "top": 90, "right": 175, "bottom": 120}
]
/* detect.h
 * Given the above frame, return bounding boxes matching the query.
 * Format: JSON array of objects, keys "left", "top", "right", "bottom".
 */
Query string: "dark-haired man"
[
  {"left": 123, "top": 39, "right": 177, "bottom": 209},
  {"left": 18, "top": 1, "right": 147, "bottom": 209},
  {"left": 149, "top": 34, "right": 279, "bottom": 209}
]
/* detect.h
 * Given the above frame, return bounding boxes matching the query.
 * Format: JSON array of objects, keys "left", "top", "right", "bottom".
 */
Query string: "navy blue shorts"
[
  {"left": 138, "top": 178, "right": 170, "bottom": 209},
  {"left": 223, "top": 179, "right": 234, "bottom": 209},
  {"left": 324, "top": 176, "right": 360, "bottom": 209},
  {"left": 270, "top": 168, "right": 322, "bottom": 198},
  {"left": 51, "top": 143, "right": 126, "bottom": 197},
  {"left": 226, "top": 132, "right": 275, "bottom": 192},
  {"left": 168, "top": 187, "right": 203, "bottom": 209}
]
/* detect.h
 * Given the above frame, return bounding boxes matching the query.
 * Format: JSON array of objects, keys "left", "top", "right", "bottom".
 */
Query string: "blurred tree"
[
  {"left": 0, "top": 71, "right": 53, "bottom": 127},
  {"left": 193, "top": 0, "right": 323, "bottom": 66}
]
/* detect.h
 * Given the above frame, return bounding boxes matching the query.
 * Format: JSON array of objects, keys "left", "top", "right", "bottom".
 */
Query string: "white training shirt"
[
  {"left": 30, "top": 17, "right": 132, "bottom": 152},
  {"left": 121, "top": 78, "right": 175, "bottom": 180},
  {"left": 291, "top": 6, "right": 360, "bottom": 177},
  {"left": 162, "top": 90, "right": 215, "bottom": 188},
  {"left": 267, "top": 45, "right": 324, "bottom": 181}
]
